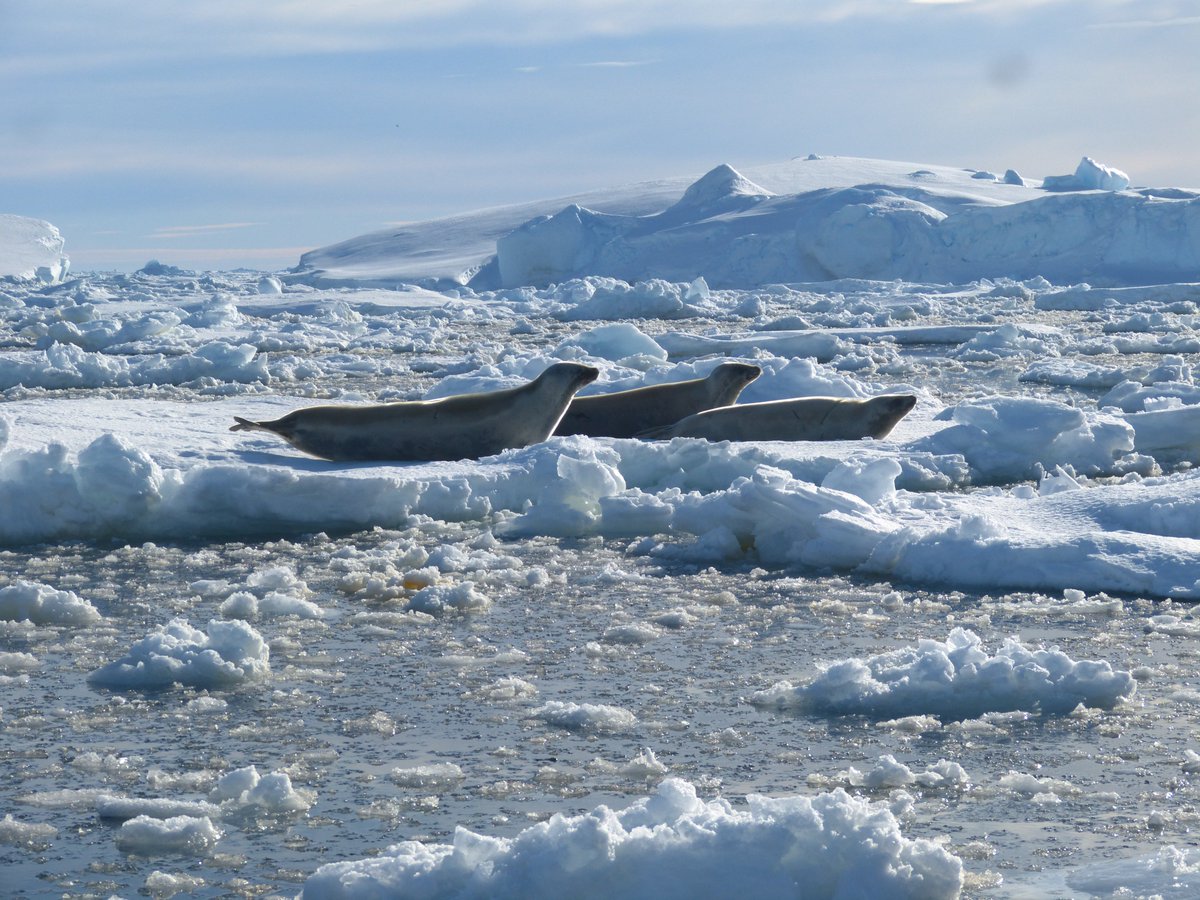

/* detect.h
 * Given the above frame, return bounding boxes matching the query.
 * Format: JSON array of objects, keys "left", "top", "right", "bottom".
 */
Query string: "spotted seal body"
[
  {"left": 636, "top": 394, "right": 917, "bottom": 442},
  {"left": 555, "top": 362, "right": 762, "bottom": 439},
  {"left": 231, "top": 362, "right": 599, "bottom": 461}
]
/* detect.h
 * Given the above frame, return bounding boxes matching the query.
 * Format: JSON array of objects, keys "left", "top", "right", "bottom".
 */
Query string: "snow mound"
[
  {"left": 664, "top": 163, "right": 773, "bottom": 215},
  {"left": 87, "top": 618, "right": 270, "bottom": 690},
  {"left": 752, "top": 627, "right": 1135, "bottom": 720},
  {"left": 916, "top": 395, "right": 1135, "bottom": 481},
  {"left": 300, "top": 777, "right": 963, "bottom": 899},
  {"left": 0, "top": 214, "right": 69, "bottom": 282}
]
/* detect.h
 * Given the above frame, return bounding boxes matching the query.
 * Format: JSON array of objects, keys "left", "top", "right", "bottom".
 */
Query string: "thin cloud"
[
  {"left": 576, "top": 59, "right": 658, "bottom": 68},
  {"left": 151, "top": 223, "right": 264, "bottom": 239},
  {"left": 1087, "top": 15, "right": 1200, "bottom": 29},
  {"left": 2, "top": 0, "right": 1110, "bottom": 74}
]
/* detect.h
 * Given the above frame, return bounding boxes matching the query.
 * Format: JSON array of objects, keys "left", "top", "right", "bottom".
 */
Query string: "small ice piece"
[
  {"left": 1067, "top": 846, "right": 1200, "bottom": 898},
  {"left": 751, "top": 627, "right": 1135, "bottom": 720},
  {"left": 407, "top": 582, "right": 491, "bottom": 614},
  {"left": 389, "top": 763, "right": 465, "bottom": 789},
  {"left": 0, "top": 580, "right": 102, "bottom": 626},
  {"left": 209, "top": 765, "right": 313, "bottom": 814},
  {"left": 87, "top": 619, "right": 270, "bottom": 690},
  {"left": 560, "top": 322, "right": 668, "bottom": 362},
  {"left": 144, "top": 870, "right": 206, "bottom": 896},
  {"left": 96, "top": 795, "right": 221, "bottom": 822},
  {"left": 821, "top": 457, "right": 902, "bottom": 505},
  {"left": 0, "top": 813, "right": 57, "bottom": 850},
  {"left": 114, "top": 815, "right": 222, "bottom": 855},
  {"left": 622, "top": 748, "right": 669, "bottom": 779},
  {"left": 531, "top": 700, "right": 638, "bottom": 732},
  {"left": 257, "top": 275, "right": 284, "bottom": 294}
]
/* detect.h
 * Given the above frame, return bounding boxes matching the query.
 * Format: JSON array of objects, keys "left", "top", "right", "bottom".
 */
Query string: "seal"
[
  {"left": 554, "top": 362, "right": 763, "bottom": 439},
  {"left": 636, "top": 394, "right": 917, "bottom": 442},
  {"left": 230, "top": 362, "right": 599, "bottom": 461}
]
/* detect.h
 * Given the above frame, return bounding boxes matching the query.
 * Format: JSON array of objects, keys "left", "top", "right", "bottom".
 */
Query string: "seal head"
[{"left": 555, "top": 361, "right": 762, "bottom": 438}]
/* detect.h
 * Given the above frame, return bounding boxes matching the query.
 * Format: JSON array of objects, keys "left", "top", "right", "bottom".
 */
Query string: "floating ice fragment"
[
  {"left": 209, "top": 765, "right": 313, "bottom": 814},
  {"left": 531, "top": 700, "right": 638, "bottom": 732},
  {"left": 87, "top": 618, "right": 270, "bottom": 690},
  {"left": 752, "top": 627, "right": 1135, "bottom": 720},
  {"left": 115, "top": 815, "right": 222, "bottom": 855},
  {"left": 0, "top": 580, "right": 101, "bottom": 625},
  {"left": 96, "top": 795, "right": 220, "bottom": 822},
  {"left": 0, "top": 813, "right": 57, "bottom": 850},
  {"left": 389, "top": 763, "right": 465, "bottom": 789}
]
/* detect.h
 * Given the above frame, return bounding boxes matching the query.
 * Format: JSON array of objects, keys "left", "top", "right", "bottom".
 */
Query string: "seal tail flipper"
[
  {"left": 633, "top": 423, "right": 673, "bottom": 440},
  {"left": 230, "top": 416, "right": 265, "bottom": 433}
]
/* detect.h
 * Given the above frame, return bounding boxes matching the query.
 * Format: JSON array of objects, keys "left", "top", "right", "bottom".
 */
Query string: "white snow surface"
[
  {"left": 301, "top": 777, "right": 963, "bottom": 900},
  {"left": 2, "top": 386, "right": 1198, "bottom": 599},
  {"left": 292, "top": 156, "right": 1199, "bottom": 290}
]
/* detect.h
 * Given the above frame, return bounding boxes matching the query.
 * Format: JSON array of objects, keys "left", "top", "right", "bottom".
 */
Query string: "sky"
[{"left": 2, "top": 0, "right": 1198, "bottom": 272}]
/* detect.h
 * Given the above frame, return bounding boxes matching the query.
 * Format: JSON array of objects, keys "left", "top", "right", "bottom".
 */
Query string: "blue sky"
[{"left": 2, "top": 0, "right": 1197, "bottom": 271}]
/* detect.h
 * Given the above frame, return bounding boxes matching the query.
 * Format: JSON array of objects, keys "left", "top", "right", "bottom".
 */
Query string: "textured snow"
[
  {"left": 301, "top": 777, "right": 963, "bottom": 900},
  {"left": 0, "top": 580, "right": 102, "bottom": 625}
]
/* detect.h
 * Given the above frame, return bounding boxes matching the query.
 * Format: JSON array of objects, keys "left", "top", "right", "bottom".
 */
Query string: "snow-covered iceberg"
[
  {"left": 292, "top": 156, "right": 1200, "bottom": 290},
  {"left": 0, "top": 214, "right": 70, "bottom": 283}
]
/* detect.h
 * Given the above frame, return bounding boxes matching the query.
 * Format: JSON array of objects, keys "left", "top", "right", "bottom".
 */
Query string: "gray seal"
[
  {"left": 230, "top": 362, "right": 599, "bottom": 461},
  {"left": 555, "top": 362, "right": 762, "bottom": 439},
  {"left": 636, "top": 394, "right": 917, "bottom": 442}
]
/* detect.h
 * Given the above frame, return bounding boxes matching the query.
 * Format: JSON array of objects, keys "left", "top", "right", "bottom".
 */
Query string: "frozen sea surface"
[{"left": 4, "top": 162, "right": 1200, "bottom": 897}]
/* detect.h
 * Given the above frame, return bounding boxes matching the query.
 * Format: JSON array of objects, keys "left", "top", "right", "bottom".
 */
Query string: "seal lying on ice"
[
  {"left": 230, "top": 362, "right": 599, "bottom": 461},
  {"left": 554, "top": 362, "right": 763, "bottom": 438},
  {"left": 635, "top": 394, "right": 917, "bottom": 442}
]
